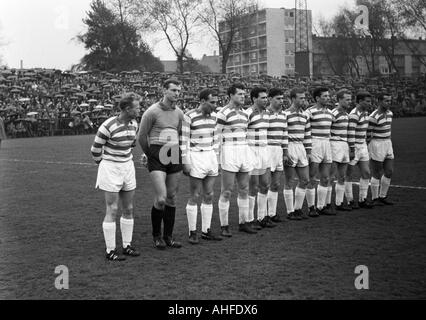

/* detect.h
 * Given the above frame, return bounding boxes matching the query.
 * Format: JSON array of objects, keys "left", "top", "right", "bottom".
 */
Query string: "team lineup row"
[{"left": 91, "top": 79, "right": 394, "bottom": 261}]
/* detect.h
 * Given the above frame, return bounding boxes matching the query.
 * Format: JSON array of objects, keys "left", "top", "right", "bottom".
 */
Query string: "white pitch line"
[
  {"left": 1, "top": 158, "right": 426, "bottom": 191},
  {"left": 352, "top": 182, "right": 426, "bottom": 191},
  {"left": 0, "top": 158, "right": 96, "bottom": 167}
]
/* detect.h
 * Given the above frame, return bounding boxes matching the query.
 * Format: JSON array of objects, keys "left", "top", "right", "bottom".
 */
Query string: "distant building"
[
  {"left": 199, "top": 52, "right": 220, "bottom": 73},
  {"left": 312, "top": 36, "right": 426, "bottom": 77},
  {"left": 161, "top": 60, "right": 178, "bottom": 73},
  {"left": 219, "top": 7, "right": 312, "bottom": 77},
  {"left": 161, "top": 53, "right": 220, "bottom": 73}
]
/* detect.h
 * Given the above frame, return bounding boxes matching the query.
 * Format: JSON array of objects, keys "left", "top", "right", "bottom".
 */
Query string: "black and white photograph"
[{"left": 0, "top": 0, "right": 425, "bottom": 303}]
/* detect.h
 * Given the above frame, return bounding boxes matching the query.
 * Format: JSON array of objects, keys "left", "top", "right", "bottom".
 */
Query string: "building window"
[
  {"left": 258, "top": 10, "right": 266, "bottom": 21},
  {"left": 258, "top": 23, "right": 266, "bottom": 35},
  {"left": 251, "top": 65, "right": 258, "bottom": 73},
  {"left": 251, "top": 52, "right": 257, "bottom": 60},
  {"left": 250, "top": 38, "right": 257, "bottom": 47},
  {"left": 234, "top": 55, "right": 241, "bottom": 63}
]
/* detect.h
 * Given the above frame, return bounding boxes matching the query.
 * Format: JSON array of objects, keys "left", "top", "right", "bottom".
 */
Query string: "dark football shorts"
[{"left": 147, "top": 144, "right": 183, "bottom": 174}]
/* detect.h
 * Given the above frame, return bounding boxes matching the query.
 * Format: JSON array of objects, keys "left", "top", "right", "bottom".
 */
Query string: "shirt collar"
[
  {"left": 268, "top": 106, "right": 282, "bottom": 114},
  {"left": 253, "top": 105, "right": 266, "bottom": 114},
  {"left": 228, "top": 103, "right": 243, "bottom": 111},
  {"left": 197, "top": 106, "right": 211, "bottom": 118},
  {"left": 159, "top": 101, "right": 175, "bottom": 111}
]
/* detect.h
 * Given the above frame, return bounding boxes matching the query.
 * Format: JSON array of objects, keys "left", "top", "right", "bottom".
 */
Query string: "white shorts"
[
  {"left": 269, "top": 145, "right": 284, "bottom": 172},
  {"left": 287, "top": 143, "right": 309, "bottom": 168},
  {"left": 311, "top": 138, "right": 332, "bottom": 164},
  {"left": 331, "top": 140, "right": 350, "bottom": 164},
  {"left": 96, "top": 159, "right": 136, "bottom": 193},
  {"left": 249, "top": 146, "right": 270, "bottom": 175},
  {"left": 221, "top": 144, "right": 253, "bottom": 173},
  {"left": 368, "top": 139, "right": 394, "bottom": 162},
  {"left": 189, "top": 150, "right": 219, "bottom": 179},
  {"left": 350, "top": 143, "right": 370, "bottom": 166}
]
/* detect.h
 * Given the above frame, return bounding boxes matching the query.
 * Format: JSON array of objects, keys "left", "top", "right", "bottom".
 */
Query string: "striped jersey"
[
  {"left": 180, "top": 108, "right": 218, "bottom": 158},
  {"left": 368, "top": 109, "right": 393, "bottom": 140},
  {"left": 330, "top": 107, "right": 349, "bottom": 142},
  {"left": 348, "top": 107, "right": 369, "bottom": 147},
  {"left": 267, "top": 108, "right": 288, "bottom": 150},
  {"left": 283, "top": 108, "right": 312, "bottom": 150},
  {"left": 245, "top": 106, "right": 269, "bottom": 147},
  {"left": 216, "top": 105, "right": 248, "bottom": 146},
  {"left": 91, "top": 116, "right": 138, "bottom": 163},
  {"left": 305, "top": 105, "right": 333, "bottom": 139}
]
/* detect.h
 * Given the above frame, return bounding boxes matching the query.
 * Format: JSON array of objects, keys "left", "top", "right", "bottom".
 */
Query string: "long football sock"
[
  {"left": 359, "top": 179, "right": 370, "bottom": 202},
  {"left": 283, "top": 189, "right": 294, "bottom": 214},
  {"left": 345, "top": 181, "right": 353, "bottom": 202},
  {"left": 201, "top": 203, "right": 213, "bottom": 233},
  {"left": 371, "top": 177, "right": 380, "bottom": 200},
  {"left": 335, "top": 183, "right": 345, "bottom": 206},
  {"left": 163, "top": 205, "right": 176, "bottom": 238},
  {"left": 379, "top": 176, "right": 391, "bottom": 198},
  {"left": 186, "top": 204, "right": 198, "bottom": 233},
  {"left": 120, "top": 217, "right": 134, "bottom": 248},
  {"left": 257, "top": 193, "right": 267, "bottom": 221},
  {"left": 218, "top": 199, "right": 230, "bottom": 227},
  {"left": 102, "top": 221, "right": 116, "bottom": 254},
  {"left": 248, "top": 196, "right": 256, "bottom": 222},
  {"left": 151, "top": 206, "right": 163, "bottom": 238},
  {"left": 237, "top": 197, "right": 249, "bottom": 224},
  {"left": 294, "top": 187, "right": 306, "bottom": 210},
  {"left": 326, "top": 186, "right": 333, "bottom": 205},
  {"left": 317, "top": 185, "right": 328, "bottom": 210},
  {"left": 306, "top": 188, "right": 316, "bottom": 208},
  {"left": 267, "top": 191, "right": 278, "bottom": 217}
]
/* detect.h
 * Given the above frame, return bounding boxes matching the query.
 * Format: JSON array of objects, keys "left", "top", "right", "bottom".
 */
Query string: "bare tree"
[
  {"left": 146, "top": 0, "right": 201, "bottom": 74},
  {"left": 0, "top": 27, "right": 8, "bottom": 67},
  {"left": 197, "top": 0, "right": 255, "bottom": 74},
  {"left": 314, "top": 16, "right": 362, "bottom": 76},
  {"left": 391, "top": 0, "right": 426, "bottom": 33},
  {"left": 389, "top": 0, "right": 426, "bottom": 70},
  {"left": 107, "top": 0, "right": 153, "bottom": 31}
]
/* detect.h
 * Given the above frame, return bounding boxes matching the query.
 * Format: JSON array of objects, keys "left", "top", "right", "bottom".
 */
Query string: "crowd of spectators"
[{"left": 1, "top": 68, "right": 425, "bottom": 139}]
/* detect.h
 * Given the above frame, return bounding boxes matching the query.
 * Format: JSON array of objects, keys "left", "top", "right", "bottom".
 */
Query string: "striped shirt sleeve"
[
  {"left": 303, "top": 116, "right": 312, "bottom": 150},
  {"left": 215, "top": 111, "right": 226, "bottom": 151},
  {"left": 180, "top": 113, "right": 191, "bottom": 160},
  {"left": 91, "top": 122, "right": 111, "bottom": 163},
  {"left": 213, "top": 115, "right": 220, "bottom": 156},
  {"left": 348, "top": 112, "right": 357, "bottom": 149},
  {"left": 282, "top": 114, "right": 288, "bottom": 151},
  {"left": 367, "top": 112, "right": 377, "bottom": 141}
]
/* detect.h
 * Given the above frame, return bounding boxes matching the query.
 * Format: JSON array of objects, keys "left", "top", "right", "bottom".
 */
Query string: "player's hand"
[
  {"left": 183, "top": 164, "right": 192, "bottom": 176},
  {"left": 349, "top": 149, "right": 355, "bottom": 161},
  {"left": 140, "top": 154, "right": 148, "bottom": 167},
  {"left": 283, "top": 154, "right": 290, "bottom": 166},
  {"left": 307, "top": 152, "right": 313, "bottom": 163}
]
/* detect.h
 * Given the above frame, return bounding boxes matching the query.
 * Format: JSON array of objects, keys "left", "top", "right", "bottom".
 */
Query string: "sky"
[{"left": 0, "top": 0, "right": 354, "bottom": 70}]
